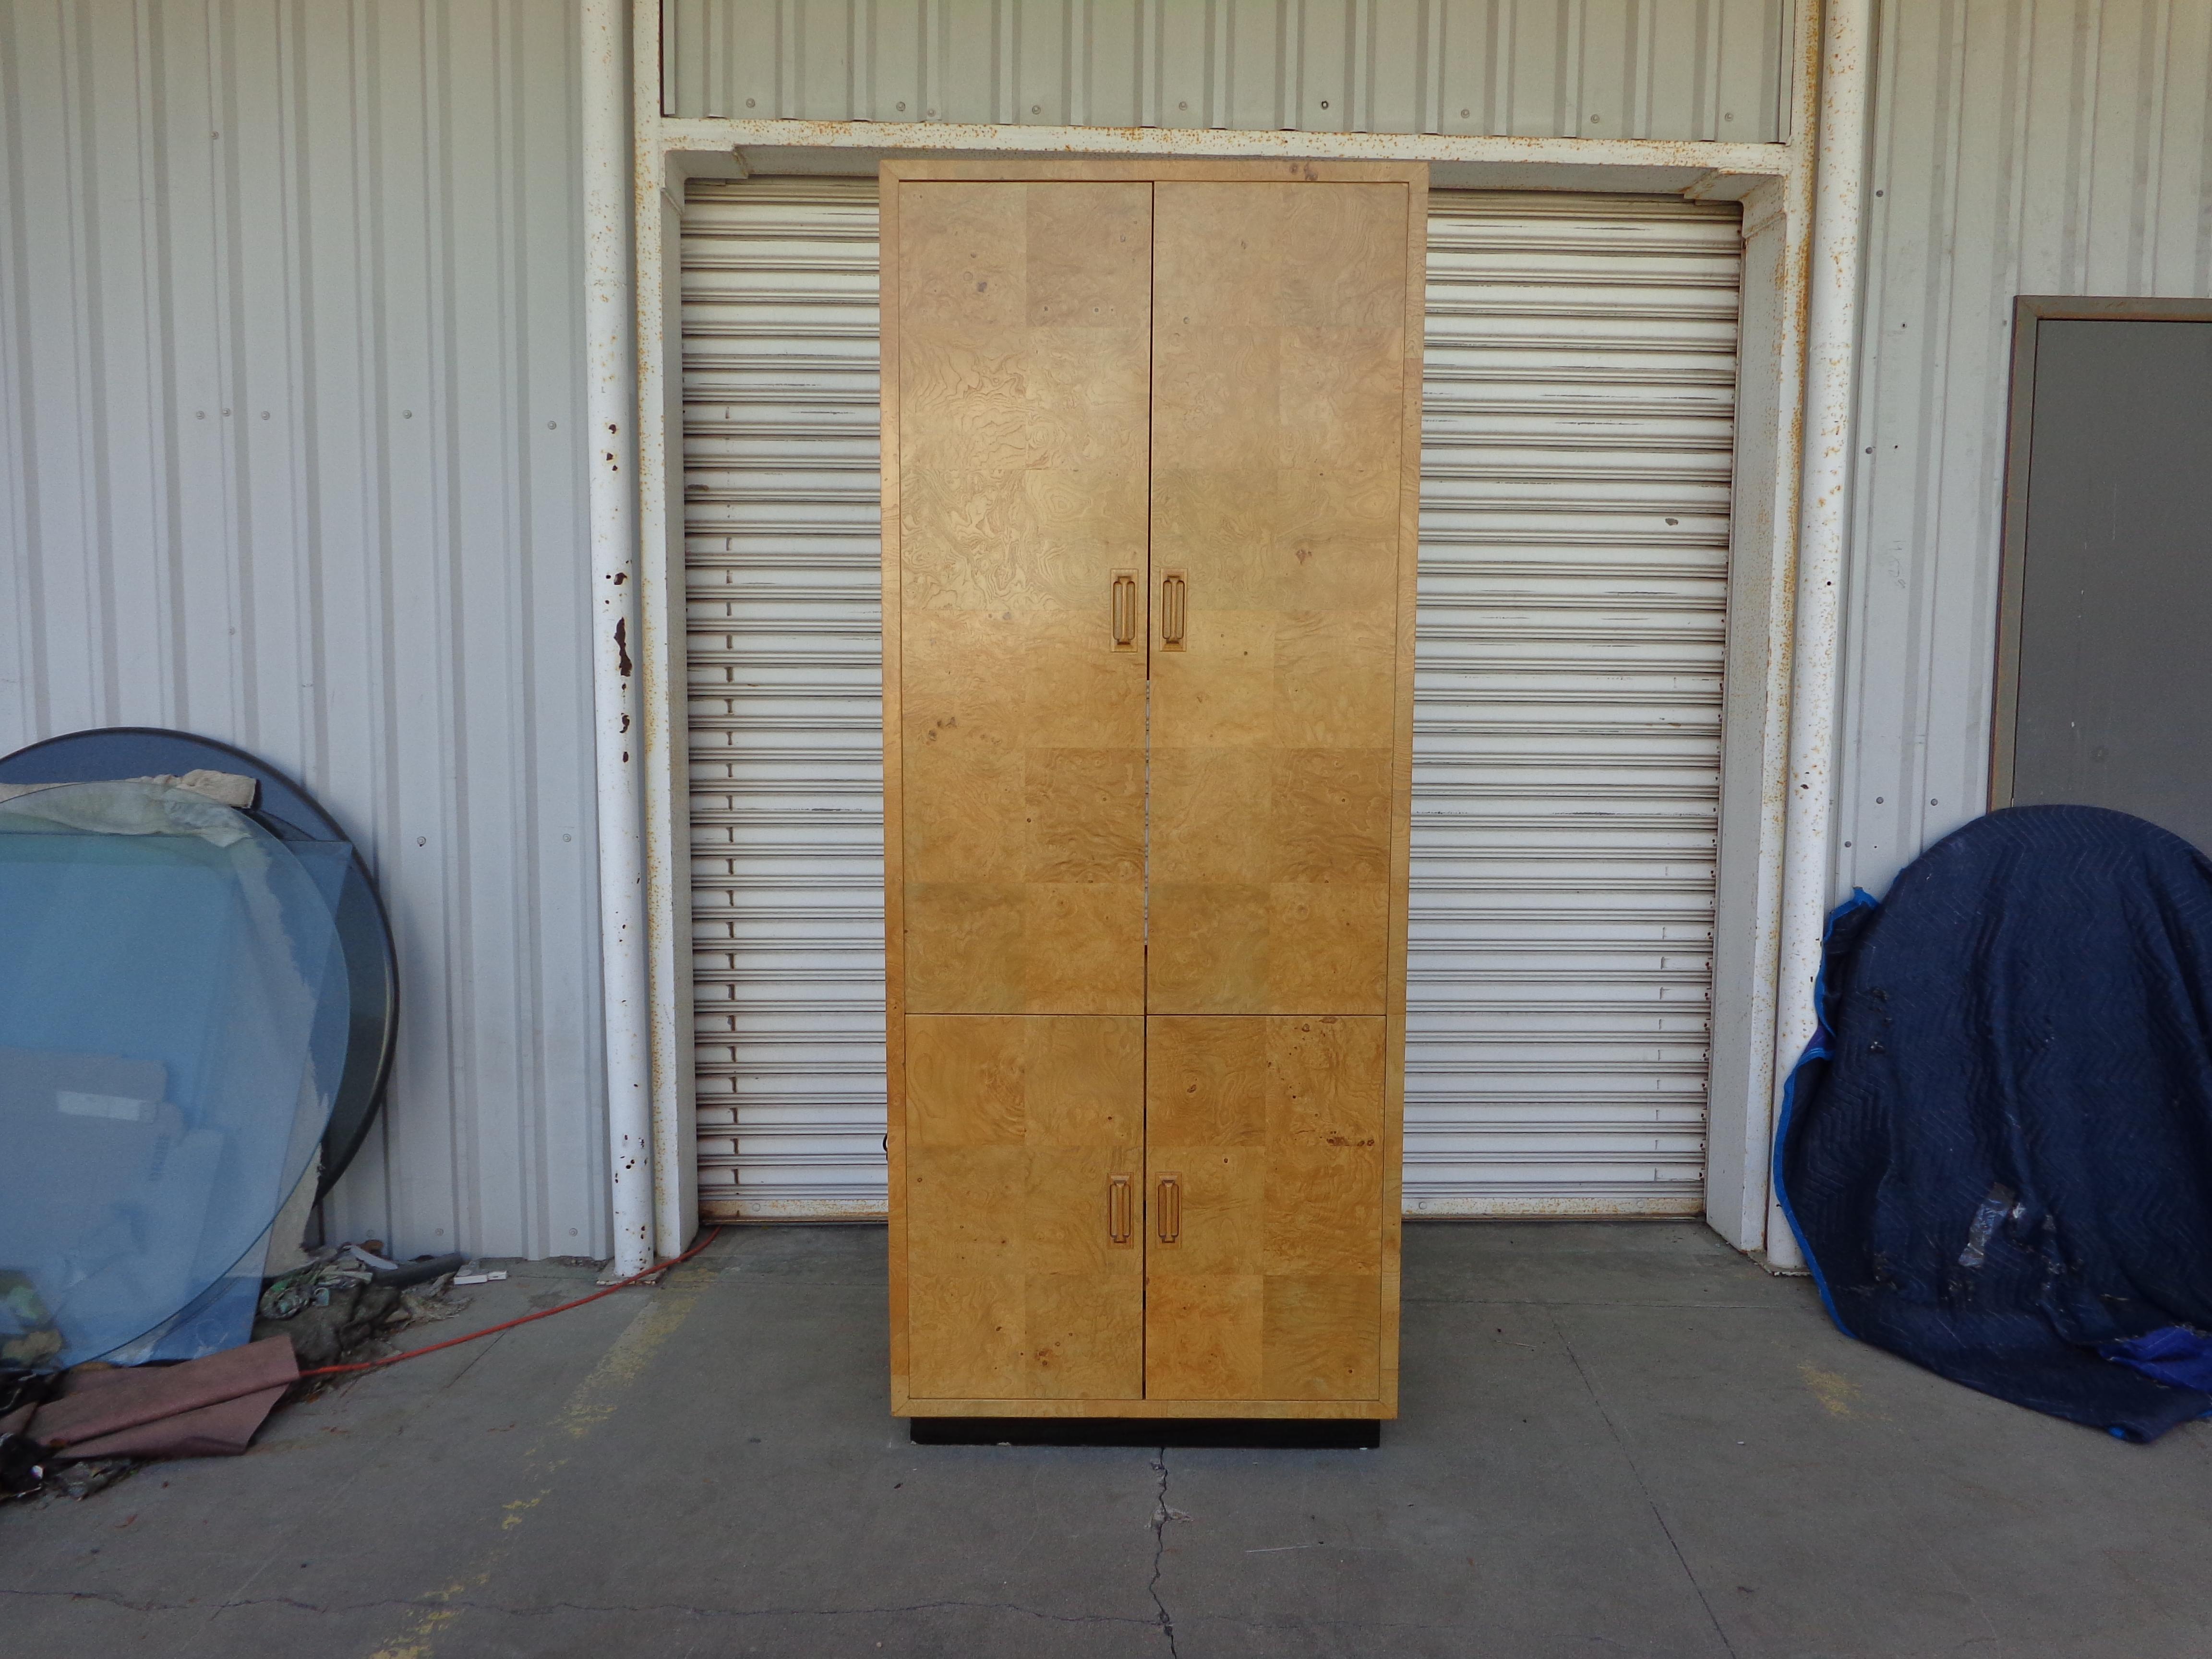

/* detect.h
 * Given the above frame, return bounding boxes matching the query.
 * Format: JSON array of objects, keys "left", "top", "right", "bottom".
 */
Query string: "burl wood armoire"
[{"left": 882, "top": 159, "right": 1426, "bottom": 1427}]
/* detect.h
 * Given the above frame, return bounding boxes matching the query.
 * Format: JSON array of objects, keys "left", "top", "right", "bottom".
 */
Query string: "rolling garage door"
[
  {"left": 683, "top": 181, "right": 1738, "bottom": 1221},
  {"left": 1409, "top": 194, "right": 1737, "bottom": 1215},
  {"left": 684, "top": 180, "right": 885, "bottom": 1219}
]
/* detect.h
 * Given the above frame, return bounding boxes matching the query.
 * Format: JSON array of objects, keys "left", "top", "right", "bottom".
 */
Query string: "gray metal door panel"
[{"left": 2002, "top": 314, "right": 2212, "bottom": 854}]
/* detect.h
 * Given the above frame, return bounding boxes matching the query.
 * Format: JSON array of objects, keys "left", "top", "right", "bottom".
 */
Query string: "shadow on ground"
[{"left": 4, "top": 1221, "right": 2208, "bottom": 1658}]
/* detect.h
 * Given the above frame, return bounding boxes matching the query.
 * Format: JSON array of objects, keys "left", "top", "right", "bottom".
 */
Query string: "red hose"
[{"left": 295, "top": 1226, "right": 725, "bottom": 1380}]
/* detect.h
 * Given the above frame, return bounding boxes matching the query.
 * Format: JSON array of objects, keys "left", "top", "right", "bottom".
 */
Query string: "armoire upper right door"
[{"left": 1146, "top": 179, "right": 1417, "bottom": 1016}]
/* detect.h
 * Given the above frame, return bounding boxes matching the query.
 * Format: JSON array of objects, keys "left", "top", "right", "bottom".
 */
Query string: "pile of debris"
[
  {"left": 252, "top": 1242, "right": 471, "bottom": 1369},
  {"left": 1, "top": 1243, "right": 473, "bottom": 1505}
]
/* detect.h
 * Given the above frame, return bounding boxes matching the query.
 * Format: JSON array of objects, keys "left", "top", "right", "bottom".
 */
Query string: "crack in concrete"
[
  {"left": 0, "top": 1589, "right": 356, "bottom": 1615},
  {"left": 1148, "top": 1447, "right": 1180, "bottom": 1657},
  {"left": 0, "top": 1589, "right": 189, "bottom": 1614},
  {"left": 1549, "top": 1307, "right": 1742, "bottom": 1659},
  {"left": 0, "top": 1585, "right": 1157, "bottom": 1627},
  {"left": 1169, "top": 1610, "right": 1670, "bottom": 1644},
  {"left": 458, "top": 1597, "right": 1155, "bottom": 1624}
]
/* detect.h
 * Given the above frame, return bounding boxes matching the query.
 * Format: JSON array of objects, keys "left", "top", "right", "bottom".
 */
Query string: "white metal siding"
[
  {"left": 1410, "top": 193, "right": 1738, "bottom": 1214},
  {"left": 661, "top": 0, "right": 1794, "bottom": 144},
  {"left": 0, "top": 0, "right": 606, "bottom": 1261},
  {"left": 682, "top": 181, "right": 886, "bottom": 1219},
  {"left": 681, "top": 180, "right": 1736, "bottom": 1219},
  {"left": 1840, "top": 0, "right": 2212, "bottom": 902}
]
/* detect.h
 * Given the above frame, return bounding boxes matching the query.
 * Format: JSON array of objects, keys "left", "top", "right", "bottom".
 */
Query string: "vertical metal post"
[
  {"left": 1769, "top": 0, "right": 1873, "bottom": 1270},
  {"left": 583, "top": 0, "right": 654, "bottom": 1276},
  {"left": 635, "top": 0, "right": 699, "bottom": 1262}
]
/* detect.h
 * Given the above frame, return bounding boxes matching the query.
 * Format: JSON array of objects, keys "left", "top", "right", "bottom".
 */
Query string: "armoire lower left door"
[{"left": 887, "top": 178, "right": 1154, "bottom": 1400}]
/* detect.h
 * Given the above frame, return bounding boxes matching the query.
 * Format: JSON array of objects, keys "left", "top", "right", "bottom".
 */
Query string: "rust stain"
[{"left": 613, "top": 616, "right": 633, "bottom": 678}]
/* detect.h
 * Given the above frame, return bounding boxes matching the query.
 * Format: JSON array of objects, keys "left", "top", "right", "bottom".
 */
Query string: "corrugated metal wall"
[
  {"left": 1838, "top": 0, "right": 2212, "bottom": 899},
  {"left": 661, "top": 0, "right": 1793, "bottom": 144},
  {"left": 0, "top": 0, "right": 606, "bottom": 1261}
]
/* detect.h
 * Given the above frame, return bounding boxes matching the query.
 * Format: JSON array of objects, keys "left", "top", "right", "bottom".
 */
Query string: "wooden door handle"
[
  {"left": 1160, "top": 573, "right": 1186, "bottom": 649},
  {"left": 1108, "top": 1174, "right": 1133, "bottom": 1245},
  {"left": 1155, "top": 1174, "right": 1181, "bottom": 1243},
  {"left": 1111, "top": 572, "right": 1138, "bottom": 649}
]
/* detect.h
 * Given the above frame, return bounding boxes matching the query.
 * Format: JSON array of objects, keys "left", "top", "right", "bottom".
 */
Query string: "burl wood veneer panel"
[
  {"left": 1143, "top": 1014, "right": 1386, "bottom": 1400},
  {"left": 904, "top": 1014, "right": 1144, "bottom": 1399},
  {"left": 1146, "top": 181, "right": 1409, "bottom": 1016},
  {"left": 897, "top": 181, "right": 1153, "bottom": 1014}
]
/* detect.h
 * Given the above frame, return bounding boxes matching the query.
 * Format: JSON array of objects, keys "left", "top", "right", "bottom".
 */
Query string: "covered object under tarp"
[{"left": 1778, "top": 805, "right": 2212, "bottom": 1442}]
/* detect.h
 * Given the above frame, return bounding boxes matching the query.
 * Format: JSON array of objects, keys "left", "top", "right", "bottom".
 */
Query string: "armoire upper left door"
[
  {"left": 888, "top": 179, "right": 1154, "bottom": 1403},
  {"left": 890, "top": 180, "right": 1153, "bottom": 1015}
]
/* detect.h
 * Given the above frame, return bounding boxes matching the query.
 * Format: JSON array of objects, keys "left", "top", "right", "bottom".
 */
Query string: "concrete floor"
[{"left": 4, "top": 1221, "right": 2210, "bottom": 1658}]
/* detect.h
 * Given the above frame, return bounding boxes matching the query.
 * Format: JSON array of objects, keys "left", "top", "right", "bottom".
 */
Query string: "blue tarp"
[{"left": 1776, "top": 805, "right": 2212, "bottom": 1443}]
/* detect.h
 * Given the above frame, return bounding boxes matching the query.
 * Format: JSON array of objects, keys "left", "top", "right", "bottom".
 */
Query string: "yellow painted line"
[
  {"left": 362, "top": 1264, "right": 717, "bottom": 1659},
  {"left": 1799, "top": 1360, "right": 1863, "bottom": 1417}
]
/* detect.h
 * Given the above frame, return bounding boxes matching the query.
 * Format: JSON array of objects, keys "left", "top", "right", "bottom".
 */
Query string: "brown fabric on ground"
[
  {"left": 28, "top": 1337, "right": 297, "bottom": 1459},
  {"left": 54, "top": 1385, "right": 289, "bottom": 1459}
]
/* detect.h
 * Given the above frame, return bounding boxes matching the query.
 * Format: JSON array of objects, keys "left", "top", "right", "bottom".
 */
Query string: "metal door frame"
[{"left": 607, "top": 0, "right": 1848, "bottom": 1271}]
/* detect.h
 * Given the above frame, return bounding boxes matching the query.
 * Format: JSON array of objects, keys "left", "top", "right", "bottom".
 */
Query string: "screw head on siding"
[
  {"left": 1320, "top": 100, "right": 1329, "bottom": 109},
  {"left": 1031, "top": 104, "right": 1041, "bottom": 114},
  {"left": 1460, "top": 108, "right": 1470, "bottom": 118},
  {"left": 897, "top": 101, "right": 905, "bottom": 111},
  {"left": 548, "top": 421, "right": 558, "bottom": 429},
  {"left": 745, "top": 98, "right": 755, "bottom": 108}
]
